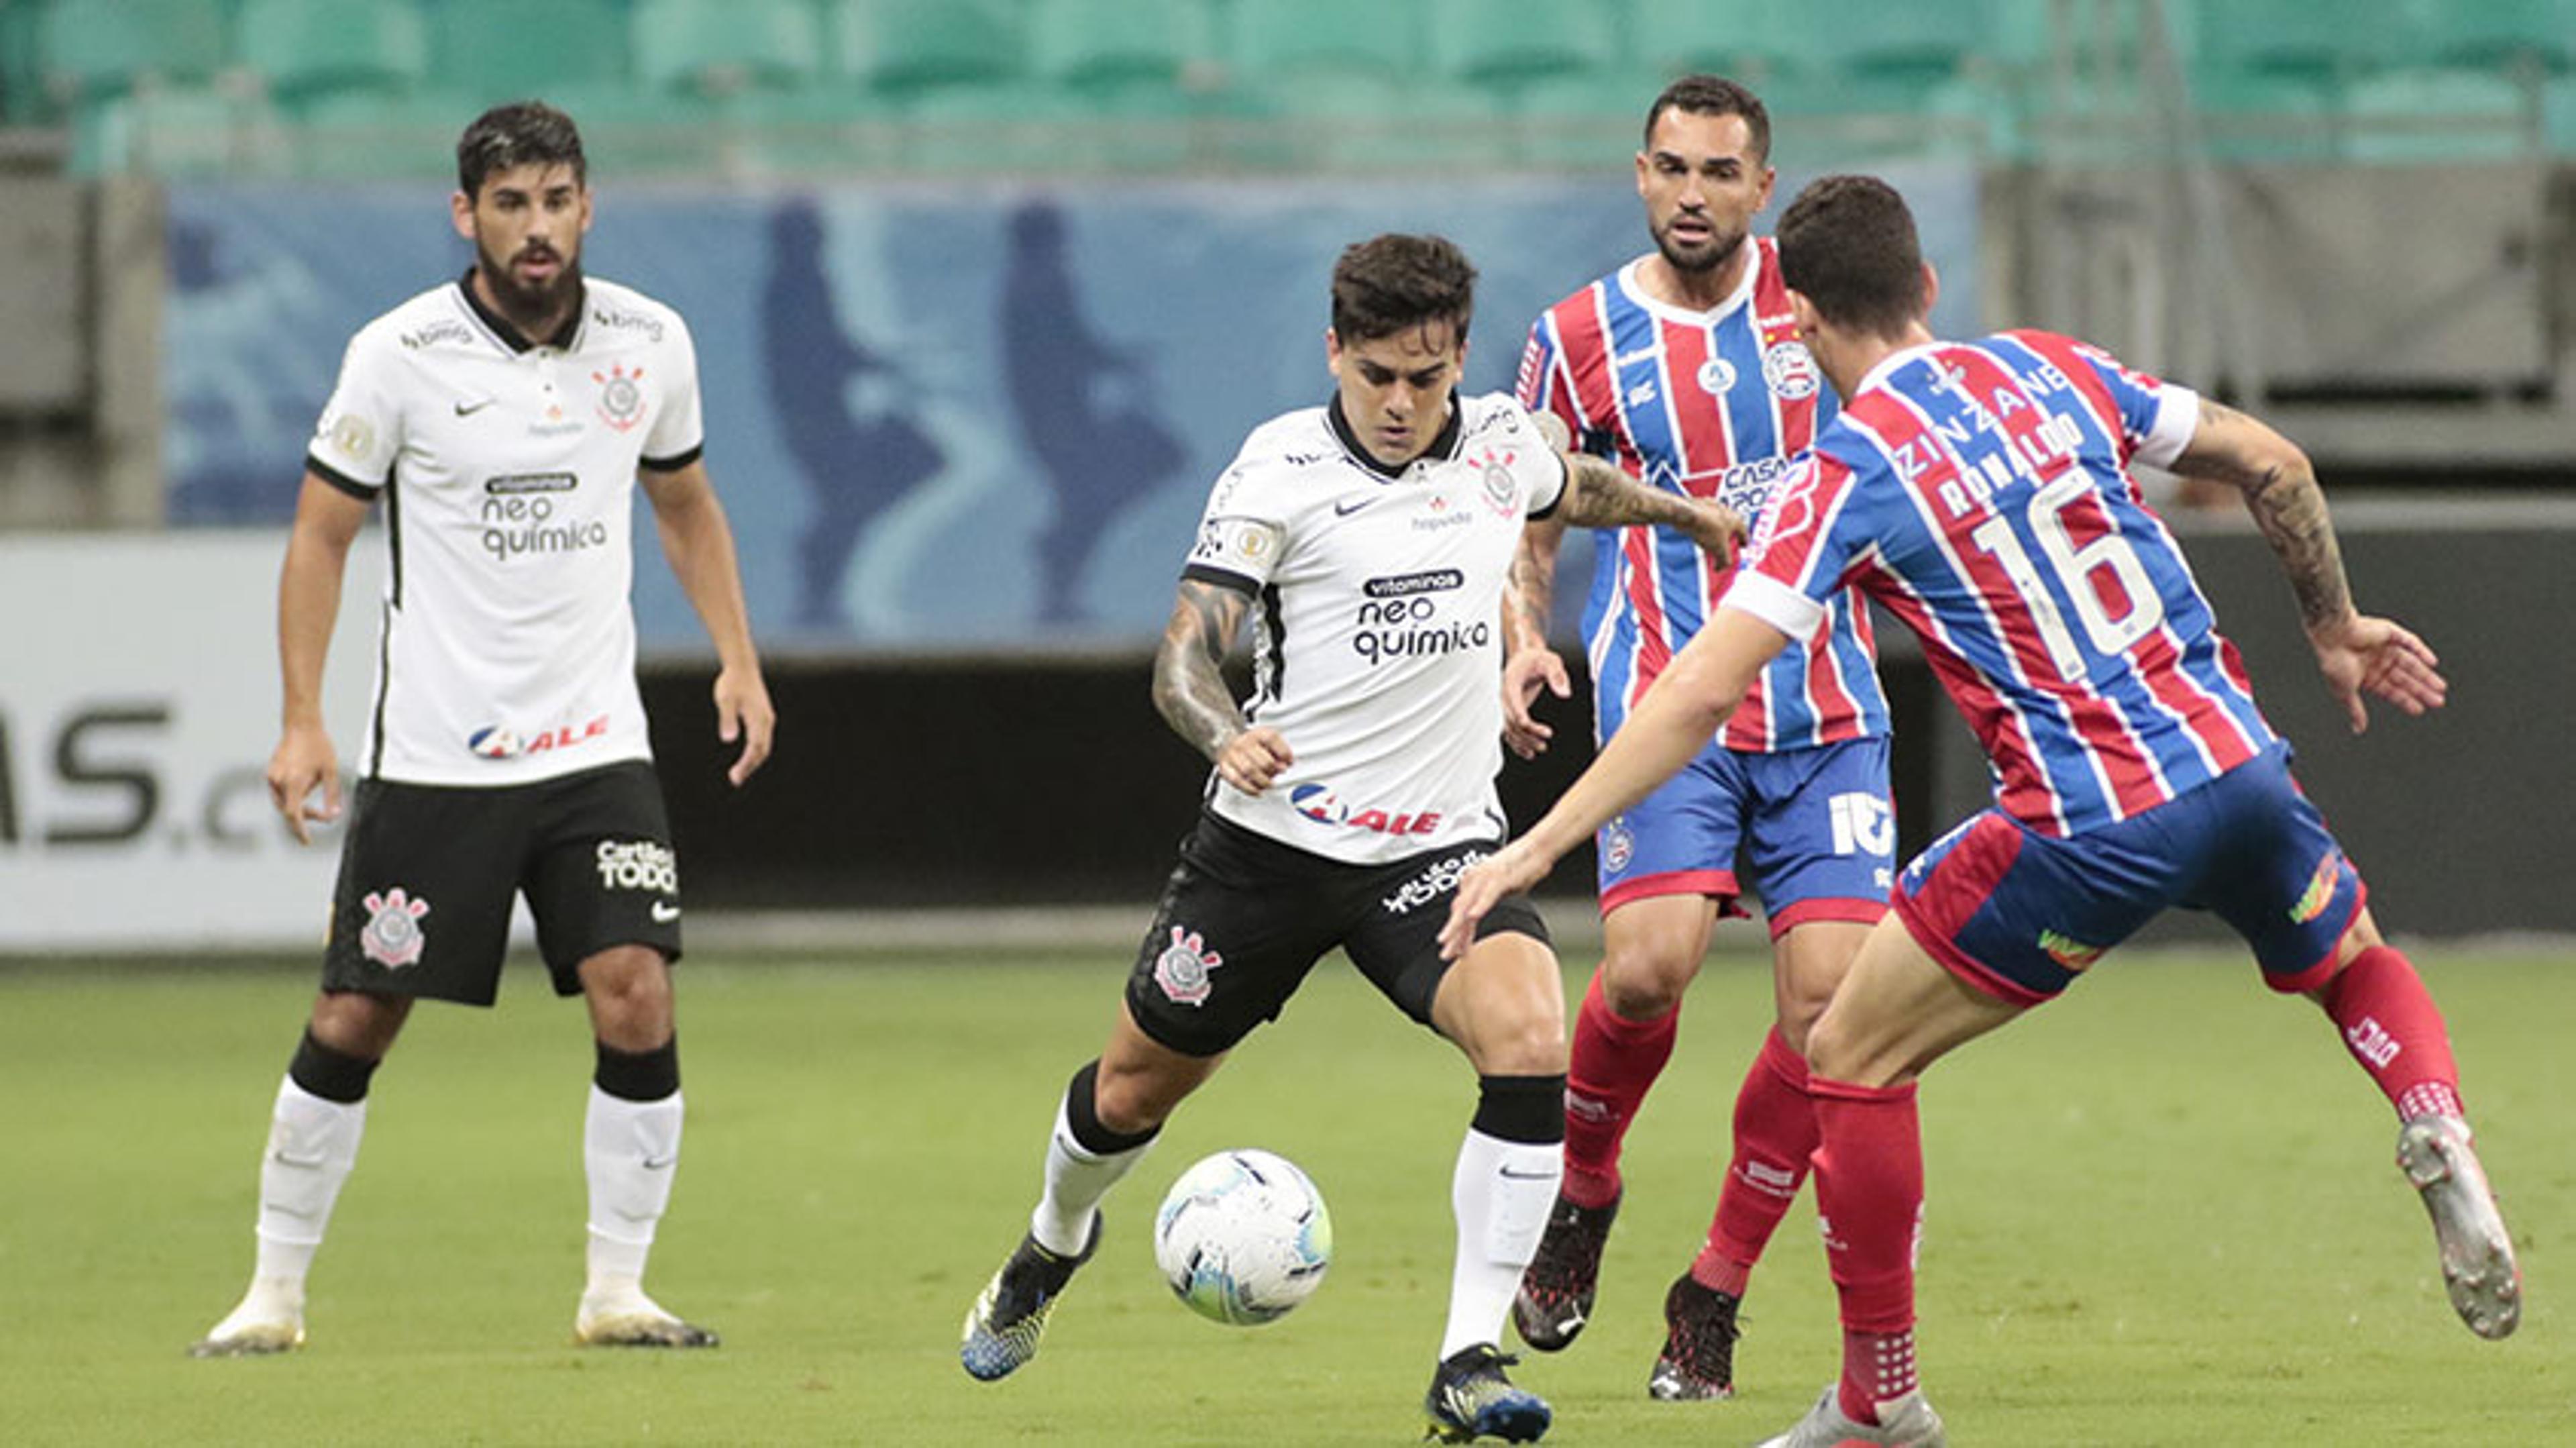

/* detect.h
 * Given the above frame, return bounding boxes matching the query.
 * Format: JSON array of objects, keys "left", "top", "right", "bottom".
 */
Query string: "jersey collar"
[
  {"left": 455, "top": 266, "right": 586, "bottom": 354},
  {"left": 1326, "top": 393, "right": 1464, "bottom": 480}
]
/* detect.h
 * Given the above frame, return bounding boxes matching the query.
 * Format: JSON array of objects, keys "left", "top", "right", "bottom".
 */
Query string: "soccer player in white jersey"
[
  {"left": 1506, "top": 74, "right": 1893, "bottom": 1400},
  {"left": 191, "top": 103, "right": 774, "bottom": 1357},
  {"left": 957, "top": 235, "right": 1741, "bottom": 1444}
]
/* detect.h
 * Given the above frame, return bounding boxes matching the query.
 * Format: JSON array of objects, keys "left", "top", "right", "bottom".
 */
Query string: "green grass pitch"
[{"left": 1, "top": 941, "right": 2562, "bottom": 1444}]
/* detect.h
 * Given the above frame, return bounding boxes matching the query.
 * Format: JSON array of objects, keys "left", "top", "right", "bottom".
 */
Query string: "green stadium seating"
[
  {"left": 1228, "top": 0, "right": 1427, "bottom": 84},
  {"left": 2548, "top": 74, "right": 2576, "bottom": 152},
  {"left": 831, "top": 0, "right": 1024, "bottom": 93},
  {"left": 1795, "top": 0, "right": 1994, "bottom": 78},
  {"left": 633, "top": 0, "right": 821, "bottom": 97},
  {"left": 430, "top": 0, "right": 631, "bottom": 107},
  {"left": 1432, "top": 0, "right": 1617, "bottom": 87},
  {"left": 2410, "top": 0, "right": 2569, "bottom": 73},
  {"left": 36, "top": 0, "right": 227, "bottom": 101},
  {"left": 538, "top": 80, "right": 726, "bottom": 176},
  {"left": 293, "top": 87, "right": 486, "bottom": 178},
  {"left": 2185, "top": 66, "right": 2337, "bottom": 162},
  {"left": 2341, "top": 65, "right": 2532, "bottom": 162},
  {"left": 1511, "top": 66, "right": 1664, "bottom": 170},
  {"left": 1225, "top": 70, "right": 1507, "bottom": 171},
  {"left": 71, "top": 83, "right": 273, "bottom": 176},
  {"left": 1028, "top": 0, "right": 1214, "bottom": 91},
  {"left": 2192, "top": 0, "right": 2402, "bottom": 78},
  {"left": 238, "top": 0, "right": 429, "bottom": 106},
  {"left": 1627, "top": 0, "right": 1817, "bottom": 82}
]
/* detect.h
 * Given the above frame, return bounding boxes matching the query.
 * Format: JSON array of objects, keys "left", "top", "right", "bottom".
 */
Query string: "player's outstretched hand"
[
  {"left": 1684, "top": 500, "right": 1748, "bottom": 565},
  {"left": 2311, "top": 613, "right": 2445, "bottom": 734},
  {"left": 1439, "top": 840, "right": 1550, "bottom": 961},
  {"left": 1503, "top": 646, "right": 1572, "bottom": 760},
  {"left": 1216, "top": 725, "right": 1293, "bottom": 797},
  {"left": 266, "top": 722, "right": 341, "bottom": 845},
  {"left": 715, "top": 666, "right": 777, "bottom": 785}
]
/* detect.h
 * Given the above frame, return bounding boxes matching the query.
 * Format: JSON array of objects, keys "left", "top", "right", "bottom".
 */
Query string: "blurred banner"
[
  {"left": 0, "top": 535, "right": 382, "bottom": 951},
  {"left": 166, "top": 168, "right": 1979, "bottom": 654}
]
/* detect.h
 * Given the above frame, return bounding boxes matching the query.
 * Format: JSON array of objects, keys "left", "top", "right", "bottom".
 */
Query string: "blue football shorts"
[
  {"left": 1593, "top": 734, "right": 1894, "bottom": 936},
  {"left": 1893, "top": 743, "right": 2364, "bottom": 1005}
]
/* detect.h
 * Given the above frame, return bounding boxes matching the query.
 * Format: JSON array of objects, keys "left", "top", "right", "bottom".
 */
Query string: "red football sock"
[
  {"left": 2320, "top": 945, "right": 2463, "bottom": 1122},
  {"left": 1809, "top": 1075, "right": 1923, "bottom": 1423},
  {"left": 1693, "top": 1027, "right": 1817, "bottom": 1296},
  {"left": 1561, "top": 970, "right": 1678, "bottom": 1208}
]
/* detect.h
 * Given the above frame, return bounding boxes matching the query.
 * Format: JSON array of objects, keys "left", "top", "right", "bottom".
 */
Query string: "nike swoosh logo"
[
  {"left": 1498, "top": 1167, "right": 1560, "bottom": 1180},
  {"left": 640, "top": 1153, "right": 676, "bottom": 1171},
  {"left": 1334, "top": 497, "right": 1377, "bottom": 516},
  {"left": 651, "top": 901, "right": 681, "bottom": 923},
  {"left": 453, "top": 398, "right": 496, "bottom": 416}
]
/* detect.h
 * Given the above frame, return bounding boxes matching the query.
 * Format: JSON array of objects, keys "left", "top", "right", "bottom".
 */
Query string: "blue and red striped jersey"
[
  {"left": 1517, "top": 239, "right": 1888, "bottom": 752},
  {"left": 1729, "top": 329, "right": 2278, "bottom": 837}
]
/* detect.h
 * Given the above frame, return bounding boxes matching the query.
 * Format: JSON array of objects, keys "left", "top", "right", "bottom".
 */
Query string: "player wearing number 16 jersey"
[{"left": 1444, "top": 174, "right": 2517, "bottom": 1447}]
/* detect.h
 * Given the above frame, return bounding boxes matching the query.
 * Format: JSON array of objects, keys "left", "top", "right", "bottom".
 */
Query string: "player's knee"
[
  {"left": 309, "top": 989, "right": 407, "bottom": 1058},
  {"left": 1599, "top": 947, "right": 1693, "bottom": 1019}
]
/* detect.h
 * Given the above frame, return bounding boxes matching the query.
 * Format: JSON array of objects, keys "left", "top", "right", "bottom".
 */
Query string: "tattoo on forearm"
[
  {"left": 2245, "top": 466, "right": 2352, "bottom": 633},
  {"left": 1153, "top": 580, "right": 1250, "bottom": 760},
  {"left": 1507, "top": 537, "right": 1556, "bottom": 645},
  {"left": 1557, "top": 455, "right": 1693, "bottom": 530}
]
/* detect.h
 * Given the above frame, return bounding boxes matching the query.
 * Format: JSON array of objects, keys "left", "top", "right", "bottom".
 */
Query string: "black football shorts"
[
  {"left": 1122, "top": 810, "right": 1550, "bottom": 1057},
  {"left": 321, "top": 760, "right": 682, "bottom": 1005}
]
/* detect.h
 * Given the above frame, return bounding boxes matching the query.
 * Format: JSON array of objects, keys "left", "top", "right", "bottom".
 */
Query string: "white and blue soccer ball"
[{"left": 1152, "top": 1148, "right": 1333, "bottom": 1326}]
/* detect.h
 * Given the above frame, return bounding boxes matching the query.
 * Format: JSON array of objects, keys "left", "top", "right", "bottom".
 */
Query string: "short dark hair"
[
  {"left": 457, "top": 101, "right": 586, "bottom": 199},
  {"left": 1330, "top": 234, "right": 1477, "bottom": 346},
  {"left": 1776, "top": 174, "right": 1928, "bottom": 339},
  {"left": 1645, "top": 73, "right": 1770, "bottom": 163}
]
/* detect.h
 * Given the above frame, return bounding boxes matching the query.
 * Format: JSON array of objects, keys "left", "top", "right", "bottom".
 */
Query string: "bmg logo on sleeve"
[{"left": 596, "top": 839, "right": 679, "bottom": 893}]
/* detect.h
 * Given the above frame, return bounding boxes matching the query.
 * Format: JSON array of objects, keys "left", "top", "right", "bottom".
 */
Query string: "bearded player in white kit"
[
  {"left": 957, "top": 234, "right": 1741, "bottom": 1443},
  {"left": 191, "top": 102, "right": 773, "bottom": 1356}
]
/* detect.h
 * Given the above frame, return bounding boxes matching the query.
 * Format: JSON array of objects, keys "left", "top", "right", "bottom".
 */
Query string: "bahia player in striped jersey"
[
  {"left": 961, "top": 235, "right": 1739, "bottom": 1445},
  {"left": 192, "top": 104, "right": 774, "bottom": 1359},
  {"left": 1445, "top": 175, "right": 2518, "bottom": 1447},
  {"left": 1506, "top": 75, "right": 1892, "bottom": 1400}
]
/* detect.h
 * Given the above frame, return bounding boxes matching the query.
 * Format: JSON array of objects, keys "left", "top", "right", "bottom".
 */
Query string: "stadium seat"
[
  {"left": 2548, "top": 74, "right": 2576, "bottom": 153},
  {"left": 2341, "top": 66, "right": 2533, "bottom": 162},
  {"left": 1028, "top": 0, "right": 1215, "bottom": 92},
  {"left": 830, "top": 0, "right": 1024, "bottom": 94},
  {"left": 2410, "top": 0, "right": 2570, "bottom": 74},
  {"left": 539, "top": 81, "right": 727, "bottom": 176},
  {"left": 36, "top": 0, "right": 228, "bottom": 102},
  {"left": 1228, "top": 0, "right": 1426, "bottom": 85},
  {"left": 2192, "top": 0, "right": 2403, "bottom": 79},
  {"left": 429, "top": 0, "right": 631, "bottom": 107},
  {"left": 903, "top": 76, "right": 1210, "bottom": 174},
  {"left": 2184, "top": 67, "right": 2337, "bottom": 162},
  {"left": 1627, "top": 0, "right": 1815, "bottom": 82},
  {"left": 1511, "top": 66, "right": 1664, "bottom": 170},
  {"left": 70, "top": 82, "right": 276, "bottom": 176},
  {"left": 292, "top": 87, "right": 486, "bottom": 178},
  {"left": 1227, "top": 70, "right": 1506, "bottom": 171},
  {"left": 633, "top": 0, "right": 821, "bottom": 97},
  {"left": 1792, "top": 0, "right": 1994, "bottom": 79},
  {"left": 237, "top": 0, "right": 429, "bottom": 107},
  {"left": 1431, "top": 0, "right": 1616, "bottom": 87},
  {"left": 724, "top": 85, "right": 908, "bottom": 174}
]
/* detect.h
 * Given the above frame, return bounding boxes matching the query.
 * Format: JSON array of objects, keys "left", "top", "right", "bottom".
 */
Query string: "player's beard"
[
  {"left": 1654, "top": 215, "right": 1748, "bottom": 276},
  {"left": 475, "top": 239, "right": 583, "bottom": 336}
]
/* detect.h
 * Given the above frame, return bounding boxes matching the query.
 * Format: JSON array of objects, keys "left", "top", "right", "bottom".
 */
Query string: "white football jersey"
[
  {"left": 305, "top": 274, "right": 703, "bottom": 785},
  {"left": 1185, "top": 391, "right": 1566, "bottom": 865}
]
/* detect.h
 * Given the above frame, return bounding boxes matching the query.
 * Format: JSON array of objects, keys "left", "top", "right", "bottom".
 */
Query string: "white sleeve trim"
[
  {"left": 2133, "top": 384, "right": 2199, "bottom": 470},
  {"left": 1723, "top": 572, "right": 1825, "bottom": 641}
]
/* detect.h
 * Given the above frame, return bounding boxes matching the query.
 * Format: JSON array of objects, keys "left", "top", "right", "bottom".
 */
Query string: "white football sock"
[
  {"left": 246, "top": 1076, "right": 368, "bottom": 1304},
  {"left": 584, "top": 1086, "right": 682, "bottom": 1298},
  {"left": 1440, "top": 1127, "right": 1561, "bottom": 1360},
  {"left": 1030, "top": 1093, "right": 1153, "bottom": 1258}
]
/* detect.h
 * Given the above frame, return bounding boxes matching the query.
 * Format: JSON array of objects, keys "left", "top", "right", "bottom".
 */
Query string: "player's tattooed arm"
[
  {"left": 1155, "top": 578, "right": 1295, "bottom": 794},
  {"left": 1556, "top": 453, "right": 1747, "bottom": 562},
  {"left": 2174, "top": 400, "right": 2353, "bottom": 635}
]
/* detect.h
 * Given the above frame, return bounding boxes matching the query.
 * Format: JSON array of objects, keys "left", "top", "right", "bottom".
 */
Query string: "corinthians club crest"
[
  {"left": 1153, "top": 925, "right": 1223, "bottom": 1007},
  {"left": 359, "top": 887, "right": 430, "bottom": 969},
  {"left": 592, "top": 362, "right": 647, "bottom": 431}
]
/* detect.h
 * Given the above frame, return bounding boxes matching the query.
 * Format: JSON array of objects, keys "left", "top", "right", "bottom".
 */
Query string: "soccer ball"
[{"left": 1152, "top": 1148, "right": 1333, "bottom": 1326}]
